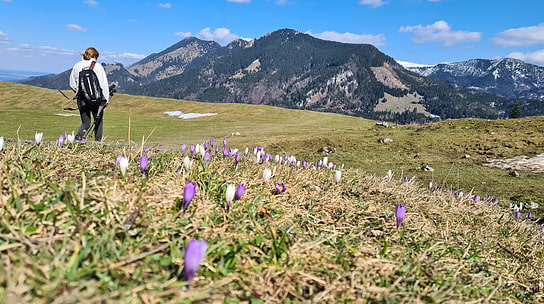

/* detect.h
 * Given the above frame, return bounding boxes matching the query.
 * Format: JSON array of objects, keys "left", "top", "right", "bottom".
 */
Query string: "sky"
[{"left": 1, "top": 0, "right": 543, "bottom": 74}]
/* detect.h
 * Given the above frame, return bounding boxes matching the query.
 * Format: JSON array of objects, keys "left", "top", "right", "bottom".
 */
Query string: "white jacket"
[{"left": 70, "top": 58, "right": 110, "bottom": 102}]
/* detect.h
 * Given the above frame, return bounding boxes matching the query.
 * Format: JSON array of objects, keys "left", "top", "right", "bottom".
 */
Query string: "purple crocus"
[
  {"left": 182, "top": 181, "right": 197, "bottom": 214},
  {"left": 395, "top": 204, "right": 406, "bottom": 229},
  {"left": 56, "top": 134, "right": 65, "bottom": 147},
  {"left": 139, "top": 156, "right": 149, "bottom": 175},
  {"left": 274, "top": 183, "right": 286, "bottom": 194},
  {"left": 209, "top": 138, "right": 215, "bottom": 147},
  {"left": 234, "top": 153, "right": 241, "bottom": 169},
  {"left": 204, "top": 151, "right": 211, "bottom": 163},
  {"left": 235, "top": 184, "right": 246, "bottom": 201},
  {"left": 116, "top": 154, "right": 124, "bottom": 166},
  {"left": 180, "top": 144, "right": 187, "bottom": 153},
  {"left": 183, "top": 239, "right": 208, "bottom": 283}
]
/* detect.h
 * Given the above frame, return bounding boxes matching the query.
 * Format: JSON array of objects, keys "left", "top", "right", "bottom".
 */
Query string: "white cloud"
[
  {"left": 157, "top": 3, "right": 172, "bottom": 8},
  {"left": 1, "top": 0, "right": 13, "bottom": 2},
  {"left": 308, "top": 30, "right": 386, "bottom": 47},
  {"left": 174, "top": 31, "right": 192, "bottom": 38},
  {"left": 66, "top": 24, "right": 87, "bottom": 32},
  {"left": 196, "top": 27, "right": 240, "bottom": 45},
  {"left": 83, "top": 0, "right": 99, "bottom": 6},
  {"left": 491, "top": 23, "right": 544, "bottom": 47},
  {"left": 227, "top": 0, "right": 251, "bottom": 3},
  {"left": 274, "top": 0, "right": 291, "bottom": 5},
  {"left": 359, "top": 0, "right": 387, "bottom": 8},
  {"left": 106, "top": 52, "right": 146, "bottom": 60},
  {"left": 399, "top": 20, "right": 481, "bottom": 47},
  {"left": 507, "top": 50, "right": 544, "bottom": 66},
  {"left": 0, "top": 30, "right": 10, "bottom": 44}
]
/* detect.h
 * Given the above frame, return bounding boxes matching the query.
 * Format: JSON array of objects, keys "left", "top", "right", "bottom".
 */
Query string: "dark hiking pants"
[{"left": 75, "top": 101, "right": 105, "bottom": 142}]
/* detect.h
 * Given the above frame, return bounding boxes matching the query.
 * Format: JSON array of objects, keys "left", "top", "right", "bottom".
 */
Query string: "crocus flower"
[
  {"left": 274, "top": 183, "right": 286, "bottom": 194},
  {"left": 182, "top": 181, "right": 196, "bottom": 214},
  {"left": 56, "top": 134, "right": 65, "bottom": 147},
  {"left": 527, "top": 212, "right": 533, "bottom": 219},
  {"left": 0, "top": 136, "right": 3, "bottom": 151},
  {"left": 395, "top": 204, "right": 406, "bottom": 229},
  {"left": 190, "top": 144, "right": 195, "bottom": 154},
  {"left": 223, "top": 138, "right": 227, "bottom": 147},
  {"left": 183, "top": 156, "right": 193, "bottom": 171},
  {"left": 35, "top": 132, "right": 43, "bottom": 145},
  {"left": 66, "top": 133, "right": 75, "bottom": 145},
  {"left": 119, "top": 156, "right": 129, "bottom": 178},
  {"left": 334, "top": 170, "right": 342, "bottom": 184},
  {"left": 180, "top": 144, "right": 187, "bottom": 153},
  {"left": 204, "top": 151, "right": 211, "bottom": 163},
  {"left": 225, "top": 184, "right": 235, "bottom": 212},
  {"left": 515, "top": 210, "right": 521, "bottom": 219},
  {"left": 209, "top": 138, "right": 215, "bottom": 147},
  {"left": 234, "top": 153, "right": 241, "bottom": 169},
  {"left": 235, "top": 184, "right": 246, "bottom": 201},
  {"left": 139, "top": 155, "right": 149, "bottom": 175},
  {"left": 115, "top": 154, "right": 124, "bottom": 166},
  {"left": 262, "top": 168, "right": 272, "bottom": 184},
  {"left": 183, "top": 239, "right": 208, "bottom": 283}
]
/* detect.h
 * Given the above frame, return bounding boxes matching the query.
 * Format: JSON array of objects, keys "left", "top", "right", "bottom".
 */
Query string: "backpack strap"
[{"left": 89, "top": 61, "right": 96, "bottom": 70}]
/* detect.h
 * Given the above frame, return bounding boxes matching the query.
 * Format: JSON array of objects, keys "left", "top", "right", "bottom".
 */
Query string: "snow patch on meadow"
[{"left": 164, "top": 111, "right": 218, "bottom": 119}]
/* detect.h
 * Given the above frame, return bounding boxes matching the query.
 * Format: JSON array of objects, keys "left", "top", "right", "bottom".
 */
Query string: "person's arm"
[
  {"left": 69, "top": 62, "right": 79, "bottom": 92},
  {"left": 95, "top": 63, "right": 110, "bottom": 102}
]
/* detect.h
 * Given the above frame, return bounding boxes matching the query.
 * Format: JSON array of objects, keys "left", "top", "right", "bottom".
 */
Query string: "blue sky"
[{"left": 1, "top": 0, "right": 543, "bottom": 73}]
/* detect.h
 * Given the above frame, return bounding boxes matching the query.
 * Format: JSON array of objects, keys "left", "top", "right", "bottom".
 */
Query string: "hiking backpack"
[{"left": 77, "top": 61, "right": 104, "bottom": 107}]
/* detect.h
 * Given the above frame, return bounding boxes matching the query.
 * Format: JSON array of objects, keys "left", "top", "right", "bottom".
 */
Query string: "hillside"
[
  {"left": 1, "top": 119, "right": 544, "bottom": 303},
  {"left": 21, "top": 29, "right": 544, "bottom": 124},
  {"left": 402, "top": 58, "right": 544, "bottom": 102}
]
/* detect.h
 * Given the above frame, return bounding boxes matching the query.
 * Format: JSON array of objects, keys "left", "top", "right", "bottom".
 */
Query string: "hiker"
[{"left": 69, "top": 47, "right": 110, "bottom": 142}]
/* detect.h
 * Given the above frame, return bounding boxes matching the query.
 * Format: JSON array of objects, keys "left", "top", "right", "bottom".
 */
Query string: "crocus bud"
[
  {"left": 395, "top": 204, "right": 406, "bottom": 229},
  {"left": 116, "top": 154, "right": 124, "bottom": 166},
  {"left": 182, "top": 181, "right": 196, "bottom": 214},
  {"left": 263, "top": 168, "right": 272, "bottom": 184},
  {"left": 57, "top": 135, "right": 65, "bottom": 147},
  {"left": 35, "top": 132, "right": 43, "bottom": 145},
  {"left": 119, "top": 156, "right": 129, "bottom": 178},
  {"left": 0, "top": 136, "right": 4, "bottom": 151},
  {"left": 139, "top": 156, "right": 149, "bottom": 175},
  {"left": 183, "top": 239, "right": 207, "bottom": 283},
  {"left": 66, "top": 133, "right": 75, "bottom": 145},
  {"left": 235, "top": 184, "right": 246, "bottom": 201},
  {"left": 334, "top": 170, "right": 342, "bottom": 184},
  {"left": 225, "top": 184, "right": 235, "bottom": 212}
]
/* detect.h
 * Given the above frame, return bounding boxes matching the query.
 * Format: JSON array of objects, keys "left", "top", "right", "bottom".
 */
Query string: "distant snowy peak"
[
  {"left": 400, "top": 58, "right": 544, "bottom": 101},
  {"left": 396, "top": 60, "right": 436, "bottom": 69}
]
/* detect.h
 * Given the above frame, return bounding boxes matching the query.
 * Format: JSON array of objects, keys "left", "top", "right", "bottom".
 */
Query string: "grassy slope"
[{"left": 1, "top": 81, "right": 544, "bottom": 302}]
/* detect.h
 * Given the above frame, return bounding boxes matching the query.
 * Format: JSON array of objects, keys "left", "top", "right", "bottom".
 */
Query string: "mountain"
[
  {"left": 401, "top": 58, "right": 544, "bottom": 102},
  {"left": 21, "top": 29, "right": 544, "bottom": 123}
]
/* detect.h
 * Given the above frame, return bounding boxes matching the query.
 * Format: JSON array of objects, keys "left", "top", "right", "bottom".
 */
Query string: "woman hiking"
[{"left": 69, "top": 47, "right": 110, "bottom": 142}]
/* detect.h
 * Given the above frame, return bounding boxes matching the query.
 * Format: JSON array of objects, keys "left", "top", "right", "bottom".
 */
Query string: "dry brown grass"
[{"left": 1, "top": 138, "right": 544, "bottom": 303}]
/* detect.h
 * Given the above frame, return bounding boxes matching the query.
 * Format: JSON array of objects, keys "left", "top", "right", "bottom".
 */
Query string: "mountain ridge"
[{"left": 21, "top": 28, "right": 544, "bottom": 123}]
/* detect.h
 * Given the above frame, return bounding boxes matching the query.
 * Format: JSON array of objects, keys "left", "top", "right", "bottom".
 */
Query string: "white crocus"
[
  {"left": 35, "top": 132, "right": 43, "bottom": 145},
  {"left": 322, "top": 156, "right": 328, "bottom": 168},
  {"left": 66, "top": 133, "right": 75, "bottom": 145},
  {"left": 226, "top": 184, "right": 235, "bottom": 205},
  {"left": 262, "top": 168, "right": 272, "bottom": 184},
  {"left": 334, "top": 170, "right": 342, "bottom": 184},
  {"left": 0, "top": 136, "right": 4, "bottom": 151},
  {"left": 119, "top": 156, "right": 129, "bottom": 177},
  {"left": 183, "top": 156, "right": 193, "bottom": 171}
]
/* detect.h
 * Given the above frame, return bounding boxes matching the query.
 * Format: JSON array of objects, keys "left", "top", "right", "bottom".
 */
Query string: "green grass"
[{"left": 1, "top": 81, "right": 544, "bottom": 302}]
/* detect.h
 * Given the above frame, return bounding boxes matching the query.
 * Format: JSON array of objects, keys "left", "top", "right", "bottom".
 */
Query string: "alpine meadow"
[{"left": 1, "top": 81, "right": 544, "bottom": 303}]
